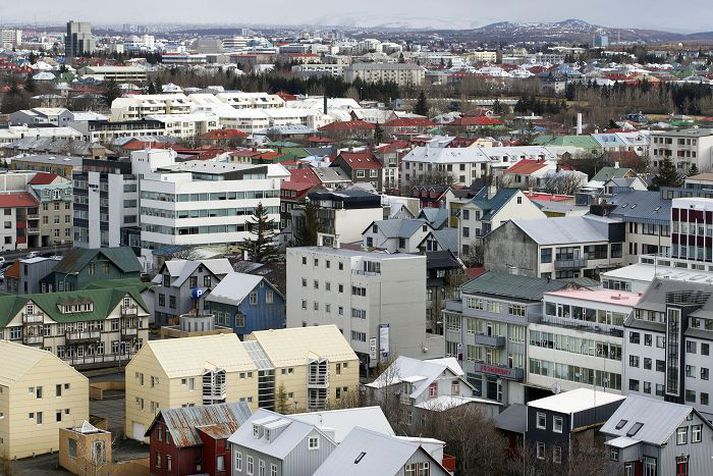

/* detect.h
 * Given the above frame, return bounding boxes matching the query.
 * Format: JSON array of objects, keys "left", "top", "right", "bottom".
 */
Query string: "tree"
[
  {"left": 413, "top": 89, "right": 429, "bottom": 116},
  {"left": 240, "top": 202, "right": 279, "bottom": 263},
  {"left": 23, "top": 74, "right": 36, "bottom": 94},
  {"left": 650, "top": 157, "right": 682, "bottom": 190},
  {"left": 374, "top": 121, "right": 384, "bottom": 144},
  {"left": 294, "top": 201, "right": 321, "bottom": 246},
  {"left": 103, "top": 79, "right": 121, "bottom": 108},
  {"left": 688, "top": 162, "right": 700, "bottom": 176},
  {"left": 275, "top": 384, "right": 289, "bottom": 414}
]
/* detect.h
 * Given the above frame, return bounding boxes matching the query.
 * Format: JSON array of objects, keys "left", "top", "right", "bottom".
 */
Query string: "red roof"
[
  {"left": 318, "top": 120, "right": 375, "bottom": 132},
  {"left": 275, "top": 91, "right": 298, "bottom": 102},
  {"left": 466, "top": 267, "right": 486, "bottom": 279},
  {"left": 199, "top": 129, "right": 248, "bottom": 140},
  {"left": 376, "top": 140, "right": 410, "bottom": 154},
  {"left": 385, "top": 118, "right": 435, "bottom": 128},
  {"left": 523, "top": 191, "right": 574, "bottom": 202},
  {"left": 282, "top": 167, "right": 321, "bottom": 195},
  {"left": 451, "top": 116, "right": 504, "bottom": 127},
  {"left": 29, "top": 172, "right": 59, "bottom": 185},
  {"left": 337, "top": 151, "right": 382, "bottom": 170},
  {"left": 504, "top": 159, "right": 549, "bottom": 175},
  {"left": 307, "top": 135, "right": 332, "bottom": 144},
  {"left": 0, "top": 192, "right": 39, "bottom": 208}
]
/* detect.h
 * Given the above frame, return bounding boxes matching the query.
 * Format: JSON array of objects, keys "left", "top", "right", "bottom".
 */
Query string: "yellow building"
[
  {"left": 125, "top": 325, "right": 359, "bottom": 442},
  {"left": 0, "top": 341, "right": 89, "bottom": 459}
]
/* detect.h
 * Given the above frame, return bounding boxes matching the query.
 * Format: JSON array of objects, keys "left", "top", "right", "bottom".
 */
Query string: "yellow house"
[
  {"left": 0, "top": 340, "right": 89, "bottom": 459},
  {"left": 125, "top": 325, "right": 359, "bottom": 442}
]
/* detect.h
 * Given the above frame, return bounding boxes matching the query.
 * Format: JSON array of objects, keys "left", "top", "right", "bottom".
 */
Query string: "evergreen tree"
[
  {"left": 688, "top": 163, "right": 699, "bottom": 176},
  {"left": 24, "top": 74, "right": 36, "bottom": 94},
  {"left": 240, "top": 202, "right": 278, "bottom": 263},
  {"left": 374, "top": 121, "right": 384, "bottom": 144},
  {"left": 294, "top": 202, "right": 321, "bottom": 246},
  {"left": 147, "top": 82, "right": 157, "bottom": 94},
  {"left": 103, "top": 79, "right": 122, "bottom": 108},
  {"left": 650, "top": 157, "right": 682, "bottom": 190},
  {"left": 413, "top": 90, "right": 429, "bottom": 116},
  {"left": 492, "top": 99, "right": 503, "bottom": 115}
]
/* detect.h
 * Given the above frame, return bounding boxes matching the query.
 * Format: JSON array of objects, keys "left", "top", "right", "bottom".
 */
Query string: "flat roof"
[
  {"left": 292, "top": 246, "right": 425, "bottom": 261},
  {"left": 528, "top": 388, "right": 625, "bottom": 414},
  {"left": 544, "top": 288, "right": 642, "bottom": 306},
  {"left": 602, "top": 263, "right": 713, "bottom": 285}
]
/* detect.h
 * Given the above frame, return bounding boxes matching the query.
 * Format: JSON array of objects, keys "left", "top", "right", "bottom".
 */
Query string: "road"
[{"left": 0, "top": 244, "right": 72, "bottom": 262}]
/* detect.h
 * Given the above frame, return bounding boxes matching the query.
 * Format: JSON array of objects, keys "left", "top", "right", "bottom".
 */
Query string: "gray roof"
[
  {"left": 428, "top": 228, "right": 458, "bottom": 253},
  {"left": 10, "top": 153, "right": 84, "bottom": 167},
  {"left": 370, "top": 218, "right": 431, "bottom": 239},
  {"left": 470, "top": 187, "right": 520, "bottom": 221},
  {"left": 494, "top": 403, "right": 527, "bottom": 434},
  {"left": 627, "top": 278, "right": 713, "bottom": 318},
  {"left": 418, "top": 207, "right": 449, "bottom": 230},
  {"left": 290, "top": 407, "right": 394, "bottom": 443},
  {"left": 606, "top": 190, "right": 670, "bottom": 225},
  {"left": 152, "top": 259, "right": 234, "bottom": 287},
  {"left": 313, "top": 427, "right": 445, "bottom": 476},
  {"left": 312, "top": 167, "right": 351, "bottom": 183},
  {"left": 591, "top": 166, "right": 635, "bottom": 183},
  {"left": 511, "top": 215, "right": 615, "bottom": 245},
  {"left": 600, "top": 395, "right": 708, "bottom": 446},
  {"left": 204, "top": 272, "right": 264, "bottom": 307},
  {"left": 365, "top": 356, "right": 467, "bottom": 399},
  {"left": 145, "top": 402, "right": 252, "bottom": 448},
  {"left": 462, "top": 271, "right": 568, "bottom": 302}
]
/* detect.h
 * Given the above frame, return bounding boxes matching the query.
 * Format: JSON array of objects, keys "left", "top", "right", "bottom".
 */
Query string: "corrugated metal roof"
[
  {"left": 371, "top": 218, "right": 430, "bottom": 239},
  {"left": 511, "top": 215, "right": 614, "bottom": 245},
  {"left": 204, "top": 272, "right": 263, "bottom": 307},
  {"left": 607, "top": 190, "right": 671, "bottom": 225},
  {"left": 53, "top": 247, "right": 140, "bottom": 275},
  {"left": 146, "top": 402, "right": 252, "bottom": 448},
  {"left": 461, "top": 271, "right": 568, "bottom": 301}
]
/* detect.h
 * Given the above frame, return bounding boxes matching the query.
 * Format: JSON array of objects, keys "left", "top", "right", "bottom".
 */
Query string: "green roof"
[
  {"left": 591, "top": 166, "right": 635, "bottom": 183},
  {"left": 532, "top": 135, "right": 602, "bottom": 150},
  {"left": 53, "top": 247, "right": 141, "bottom": 275},
  {"left": 0, "top": 286, "right": 148, "bottom": 327},
  {"left": 461, "top": 271, "right": 568, "bottom": 302},
  {"left": 83, "top": 277, "right": 153, "bottom": 292}
]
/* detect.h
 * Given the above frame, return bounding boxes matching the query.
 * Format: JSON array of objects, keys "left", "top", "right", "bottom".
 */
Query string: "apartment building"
[
  {"left": 0, "top": 286, "right": 149, "bottom": 369},
  {"left": 77, "top": 66, "right": 148, "bottom": 83},
  {"left": 135, "top": 150, "right": 288, "bottom": 249},
  {"left": 331, "top": 150, "right": 383, "bottom": 192},
  {"left": 110, "top": 94, "right": 193, "bottom": 121},
  {"left": 624, "top": 279, "right": 713, "bottom": 420},
  {"left": 286, "top": 245, "right": 444, "bottom": 374},
  {"left": 125, "top": 326, "right": 359, "bottom": 442},
  {"left": 344, "top": 63, "right": 426, "bottom": 86},
  {"left": 146, "top": 112, "right": 220, "bottom": 139},
  {"left": 0, "top": 341, "right": 89, "bottom": 459},
  {"left": 72, "top": 119, "right": 167, "bottom": 143},
  {"left": 528, "top": 288, "right": 641, "bottom": 395},
  {"left": 483, "top": 215, "right": 625, "bottom": 279},
  {"left": 65, "top": 21, "right": 95, "bottom": 58},
  {"left": 649, "top": 128, "right": 713, "bottom": 173},
  {"left": 0, "top": 125, "right": 83, "bottom": 147},
  {"left": 443, "top": 272, "right": 568, "bottom": 404},
  {"left": 0, "top": 29, "right": 22, "bottom": 49},
  {"left": 670, "top": 197, "right": 713, "bottom": 263}
]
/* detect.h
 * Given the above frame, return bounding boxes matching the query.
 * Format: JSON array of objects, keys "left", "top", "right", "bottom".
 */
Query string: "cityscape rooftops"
[{"left": 528, "top": 388, "right": 625, "bottom": 414}]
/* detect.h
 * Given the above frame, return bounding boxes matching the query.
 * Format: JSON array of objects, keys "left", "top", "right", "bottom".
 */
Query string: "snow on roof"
[{"left": 528, "top": 388, "right": 625, "bottom": 414}]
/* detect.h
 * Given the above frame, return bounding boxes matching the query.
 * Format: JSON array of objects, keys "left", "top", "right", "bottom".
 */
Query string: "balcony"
[
  {"left": 23, "top": 334, "right": 43, "bottom": 345},
  {"left": 120, "top": 326, "right": 139, "bottom": 340},
  {"left": 474, "top": 333, "right": 506, "bottom": 348},
  {"left": 121, "top": 305, "right": 139, "bottom": 317},
  {"left": 541, "top": 314, "right": 624, "bottom": 337},
  {"left": 554, "top": 258, "right": 587, "bottom": 270},
  {"left": 474, "top": 362, "right": 524, "bottom": 381},
  {"left": 23, "top": 312, "right": 44, "bottom": 324},
  {"left": 65, "top": 330, "right": 101, "bottom": 344}
]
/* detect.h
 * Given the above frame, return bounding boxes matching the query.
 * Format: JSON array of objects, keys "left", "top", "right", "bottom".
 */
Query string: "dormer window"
[{"left": 253, "top": 424, "right": 260, "bottom": 438}]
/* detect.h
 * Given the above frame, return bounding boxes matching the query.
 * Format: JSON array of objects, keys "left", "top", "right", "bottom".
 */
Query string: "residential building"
[
  {"left": 344, "top": 63, "right": 426, "bottom": 86},
  {"left": 443, "top": 272, "right": 568, "bottom": 403},
  {"left": 0, "top": 29, "right": 22, "bottom": 49},
  {"left": 110, "top": 94, "right": 192, "bottom": 121},
  {"left": 313, "top": 427, "right": 451, "bottom": 476},
  {"left": 28, "top": 172, "right": 74, "bottom": 248},
  {"left": 362, "top": 218, "right": 434, "bottom": 253},
  {"left": 526, "top": 388, "right": 625, "bottom": 467},
  {"left": 152, "top": 258, "right": 234, "bottom": 326},
  {"left": 8, "top": 154, "right": 84, "bottom": 178},
  {"left": 458, "top": 186, "right": 546, "bottom": 256},
  {"left": 3, "top": 256, "right": 61, "bottom": 294},
  {"left": 600, "top": 395, "right": 713, "bottom": 476},
  {"left": 670, "top": 197, "right": 713, "bottom": 263},
  {"left": 71, "top": 119, "right": 167, "bottom": 143},
  {"left": 0, "top": 341, "right": 89, "bottom": 459},
  {"left": 483, "top": 215, "right": 625, "bottom": 279},
  {"left": 331, "top": 150, "right": 383, "bottom": 192},
  {"left": 58, "top": 421, "right": 112, "bottom": 476},
  {"left": 0, "top": 285, "right": 149, "bottom": 369},
  {"left": 649, "top": 128, "right": 713, "bottom": 173},
  {"left": 582, "top": 165, "right": 638, "bottom": 193},
  {"left": 623, "top": 279, "right": 713, "bottom": 419},
  {"left": 602, "top": 255, "right": 713, "bottom": 293},
  {"left": 205, "top": 272, "right": 286, "bottom": 338},
  {"left": 146, "top": 402, "right": 252, "bottom": 476},
  {"left": 425, "top": 250, "right": 465, "bottom": 334},
  {"left": 42, "top": 247, "right": 141, "bottom": 292},
  {"left": 528, "top": 288, "right": 641, "bottom": 395},
  {"left": 9, "top": 108, "right": 73, "bottom": 127},
  {"left": 0, "top": 125, "right": 83, "bottom": 147},
  {"left": 125, "top": 325, "right": 359, "bottom": 442},
  {"left": 135, "top": 150, "right": 288, "bottom": 249},
  {"left": 286, "top": 245, "right": 444, "bottom": 374},
  {"left": 65, "top": 21, "right": 95, "bottom": 58},
  {"left": 159, "top": 312, "right": 234, "bottom": 339},
  {"left": 77, "top": 66, "right": 148, "bottom": 83}
]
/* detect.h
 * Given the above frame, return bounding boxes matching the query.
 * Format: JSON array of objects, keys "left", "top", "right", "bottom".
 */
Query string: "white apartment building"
[
  {"left": 110, "top": 94, "right": 193, "bottom": 121},
  {"left": 136, "top": 150, "right": 288, "bottom": 249},
  {"left": 286, "top": 244, "right": 444, "bottom": 374},
  {"left": 528, "top": 288, "right": 640, "bottom": 395},
  {"left": 145, "top": 113, "right": 220, "bottom": 139},
  {"left": 77, "top": 66, "right": 148, "bottom": 83},
  {"left": 292, "top": 63, "right": 346, "bottom": 77},
  {"left": 401, "top": 145, "right": 557, "bottom": 187},
  {"left": 649, "top": 128, "right": 713, "bottom": 173},
  {"left": 0, "top": 29, "right": 22, "bottom": 48},
  {"left": 214, "top": 92, "right": 285, "bottom": 109},
  {"left": 467, "top": 51, "right": 498, "bottom": 63},
  {"left": 344, "top": 63, "right": 426, "bottom": 87},
  {"left": 0, "top": 125, "right": 83, "bottom": 146}
]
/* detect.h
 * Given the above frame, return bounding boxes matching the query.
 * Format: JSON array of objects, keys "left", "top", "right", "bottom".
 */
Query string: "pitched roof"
[
  {"left": 426, "top": 228, "right": 458, "bottom": 253},
  {"left": 0, "top": 191, "right": 38, "bottom": 208},
  {"left": 418, "top": 207, "right": 449, "bottom": 229},
  {"left": 28, "top": 172, "right": 60, "bottom": 185},
  {"left": 369, "top": 218, "right": 431, "bottom": 240},
  {"left": 503, "top": 159, "right": 550, "bottom": 175},
  {"left": 145, "top": 402, "right": 252, "bottom": 447},
  {"left": 510, "top": 215, "right": 615, "bottom": 245},
  {"left": 53, "top": 247, "right": 140, "bottom": 275},
  {"left": 365, "top": 356, "right": 466, "bottom": 399},
  {"left": 290, "top": 407, "right": 394, "bottom": 443},
  {"left": 0, "top": 340, "right": 84, "bottom": 386},
  {"left": 606, "top": 190, "right": 670, "bottom": 225},
  {"left": 461, "top": 271, "right": 568, "bottom": 301},
  {"left": 204, "top": 272, "right": 269, "bottom": 307},
  {"left": 600, "top": 395, "right": 709, "bottom": 446},
  {"left": 248, "top": 325, "right": 357, "bottom": 368},
  {"left": 199, "top": 128, "right": 248, "bottom": 140},
  {"left": 318, "top": 120, "right": 375, "bottom": 132},
  {"left": 469, "top": 187, "right": 520, "bottom": 220},
  {"left": 384, "top": 117, "right": 436, "bottom": 127},
  {"left": 0, "top": 286, "right": 148, "bottom": 327},
  {"left": 152, "top": 259, "right": 233, "bottom": 287},
  {"left": 425, "top": 250, "right": 462, "bottom": 270},
  {"left": 313, "top": 427, "right": 446, "bottom": 476},
  {"left": 451, "top": 115, "right": 504, "bottom": 127},
  {"left": 532, "top": 134, "right": 602, "bottom": 150},
  {"left": 335, "top": 150, "right": 382, "bottom": 170},
  {"left": 591, "top": 166, "right": 636, "bottom": 183}
]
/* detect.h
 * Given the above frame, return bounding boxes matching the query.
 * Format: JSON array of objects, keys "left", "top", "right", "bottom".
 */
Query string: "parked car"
[{"left": 24, "top": 251, "right": 38, "bottom": 259}]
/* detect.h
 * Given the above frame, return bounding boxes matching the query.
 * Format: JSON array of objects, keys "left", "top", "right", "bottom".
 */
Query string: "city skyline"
[{"left": 1, "top": 0, "right": 712, "bottom": 33}]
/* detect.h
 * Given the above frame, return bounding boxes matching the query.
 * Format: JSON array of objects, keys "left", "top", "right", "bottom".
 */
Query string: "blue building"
[{"left": 204, "top": 272, "right": 285, "bottom": 338}]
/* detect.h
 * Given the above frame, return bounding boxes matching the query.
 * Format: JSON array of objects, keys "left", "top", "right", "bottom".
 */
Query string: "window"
[
  {"left": 536, "top": 412, "right": 546, "bottom": 430},
  {"left": 258, "top": 460, "right": 265, "bottom": 476},
  {"left": 247, "top": 455, "right": 254, "bottom": 475},
  {"left": 677, "top": 427, "right": 688, "bottom": 445},
  {"left": 249, "top": 292, "right": 258, "bottom": 305},
  {"left": 308, "top": 436, "right": 320, "bottom": 450},
  {"left": 553, "top": 445, "right": 562, "bottom": 464},
  {"left": 68, "top": 438, "right": 77, "bottom": 458},
  {"left": 629, "top": 379, "right": 640, "bottom": 392},
  {"left": 553, "top": 416, "right": 563, "bottom": 433},
  {"left": 629, "top": 332, "right": 640, "bottom": 344},
  {"left": 56, "top": 384, "right": 62, "bottom": 397},
  {"left": 536, "top": 441, "right": 545, "bottom": 460},
  {"left": 629, "top": 355, "right": 640, "bottom": 368},
  {"left": 687, "top": 340, "right": 697, "bottom": 354},
  {"left": 270, "top": 464, "right": 278, "bottom": 476},
  {"left": 540, "top": 248, "right": 552, "bottom": 263},
  {"left": 235, "top": 452, "right": 243, "bottom": 471},
  {"left": 702, "top": 393, "right": 710, "bottom": 406},
  {"left": 216, "top": 455, "right": 225, "bottom": 472},
  {"left": 36, "top": 412, "right": 43, "bottom": 424},
  {"left": 610, "top": 448, "right": 619, "bottom": 462},
  {"left": 166, "top": 456, "right": 172, "bottom": 471},
  {"left": 156, "top": 453, "right": 161, "bottom": 468}
]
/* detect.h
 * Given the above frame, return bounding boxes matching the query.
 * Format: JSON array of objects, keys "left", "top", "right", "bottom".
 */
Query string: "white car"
[{"left": 25, "top": 251, "right": 38, "bottom": 259}]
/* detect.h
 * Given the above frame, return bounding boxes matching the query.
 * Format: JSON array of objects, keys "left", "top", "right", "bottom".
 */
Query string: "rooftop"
[
  {"left": 462, "top": 271, "right": 568, "bottom": 301},
  {"left": 528, "top": 388, "right": 625, "bottom": 414},
  {"left": 544, "top": 288, "right": 641, "bottom": 307}
]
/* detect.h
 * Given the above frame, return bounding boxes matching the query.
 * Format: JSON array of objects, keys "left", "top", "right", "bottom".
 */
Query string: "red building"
[{"left": 146, "top": 402, "right": 252, "bottom": 476}]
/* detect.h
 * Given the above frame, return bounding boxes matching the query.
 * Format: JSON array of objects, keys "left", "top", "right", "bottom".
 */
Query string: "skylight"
[
  {"left": 626, "top": 422, "right": 644, "bottom": 437},
  {"left": 615, "top": 419, "right": 628, "bottom": 430}
]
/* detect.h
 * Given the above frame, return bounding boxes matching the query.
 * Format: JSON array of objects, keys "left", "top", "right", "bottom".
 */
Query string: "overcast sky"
[{"left": 1, "top": 0, "right": 711, "bottom": 33}]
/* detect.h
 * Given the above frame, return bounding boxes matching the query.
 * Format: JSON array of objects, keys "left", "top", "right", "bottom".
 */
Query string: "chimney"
[
  {"left": 487, "top": 176, "right": 497, "bottom": 199},
  {"left": 614, "top": 161, "right": 620, "bottom": 169},
  {"left": 576, "top": 112, "right": 583, "bottom": 135}
]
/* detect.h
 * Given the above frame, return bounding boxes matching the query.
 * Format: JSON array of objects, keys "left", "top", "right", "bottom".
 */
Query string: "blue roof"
[
  {"left": 470, "top": 187, "right": 519, "bottom": 220},
  {"left": 607, "top": 190, "right": 670, "bottom": 225}
]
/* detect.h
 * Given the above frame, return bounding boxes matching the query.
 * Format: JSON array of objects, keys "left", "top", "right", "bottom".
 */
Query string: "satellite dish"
[{"left": 551, "top": 383, "right": 561, "bottom": 394}]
